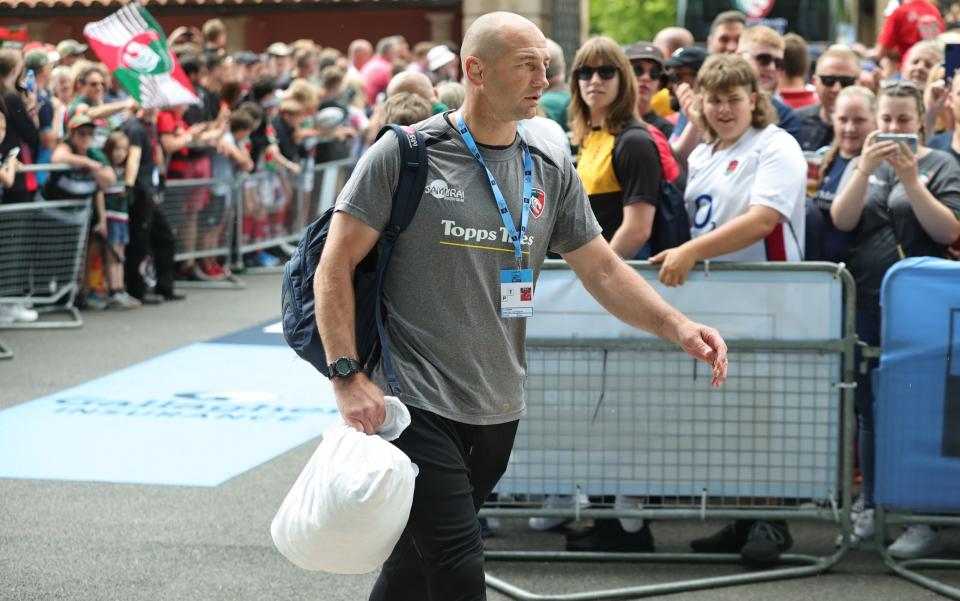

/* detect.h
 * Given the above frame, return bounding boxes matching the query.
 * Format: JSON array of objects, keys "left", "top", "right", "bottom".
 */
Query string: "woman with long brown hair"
[
  {"left": 569, "top": 36, "right": 682, "bottom": 261},
  {"left": 548, "top": 36, "right": 684, "bottom": 554}
]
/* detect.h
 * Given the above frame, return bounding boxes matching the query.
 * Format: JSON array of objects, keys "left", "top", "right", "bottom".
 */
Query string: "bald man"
[
  {"left": 653, "top": 26, "right": 694, "bottom": 58},
  {"left": 317, "top": 12, "right": 728, "bottom": 599}
]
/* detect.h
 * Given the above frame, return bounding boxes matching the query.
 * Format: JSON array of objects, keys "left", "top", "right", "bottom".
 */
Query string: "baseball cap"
[
  {"left": 56, "top": 39, "right": 88, "bottom": 58},
  {"left": 266, "top": 42, "right": 292, "bottom": 57},
  {"left": 666, "top": 46, "right": 708, "bottom": 71},
  {"left": 68, "top": 114, "right": 95, "bottom": 130},
  {"left": 235, "top": 51, "right": 262, "bottom": 65},
  {"left": 24, "top": 49, "right": 50, "bottom": 72},
  {"left": 624, "top": 42, "right": 664, "bottom": 67},
  {"left": 427, "top": 45, "right": 457, "bottom": 72}
]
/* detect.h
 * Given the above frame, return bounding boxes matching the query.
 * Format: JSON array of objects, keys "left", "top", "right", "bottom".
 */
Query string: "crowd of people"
[
  {"left": 1, "top": 0, "right": 960, "bottom": 569},
  {"left": 0, "top": 22, "right": 466, "bottom": 317}
]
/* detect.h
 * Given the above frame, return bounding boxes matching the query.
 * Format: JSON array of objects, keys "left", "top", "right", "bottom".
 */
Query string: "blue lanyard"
[{"left": 455, "top": 113, "right": 533, "bottom": 269}]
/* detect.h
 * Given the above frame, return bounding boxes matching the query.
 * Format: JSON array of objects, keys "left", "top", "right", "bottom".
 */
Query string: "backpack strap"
[{"left": 373, "top": 124, "right": 428, "bottom": 396}]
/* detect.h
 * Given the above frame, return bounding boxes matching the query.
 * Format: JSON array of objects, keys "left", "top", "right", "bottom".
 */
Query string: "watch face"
[{"left": 335, "top": 358, "right": 354, "bottom": 377}]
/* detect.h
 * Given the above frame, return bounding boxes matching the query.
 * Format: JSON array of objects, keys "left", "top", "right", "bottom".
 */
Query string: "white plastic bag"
[{"left": 270, "top": 396, "right": 417, "bottom": 573}]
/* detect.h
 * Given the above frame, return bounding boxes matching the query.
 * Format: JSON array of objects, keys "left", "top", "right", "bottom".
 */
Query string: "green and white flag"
[{"left": 83, "top": 4, "right": 199, "bottom": 108}]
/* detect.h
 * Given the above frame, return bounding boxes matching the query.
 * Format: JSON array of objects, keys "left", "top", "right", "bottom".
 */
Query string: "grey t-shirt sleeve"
[
  {"left": 548, "top": 153, "right": 603, "bottom": 255},
  {"left": 333, "top": 131, "right": 401, "bottom": 231}
]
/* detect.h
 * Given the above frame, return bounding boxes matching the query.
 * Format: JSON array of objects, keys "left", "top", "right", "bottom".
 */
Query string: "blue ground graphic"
[{"left": 0, "top": 322, "right": 336, "bottom": 486}]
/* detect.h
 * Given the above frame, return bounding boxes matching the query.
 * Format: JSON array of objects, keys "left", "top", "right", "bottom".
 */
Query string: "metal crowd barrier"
[
  {"left": 158, "top": 176, "right": 243, "bottom": 289},
  {"left": 0, "top": 199, "right": 92, "bottom": 331},
  {"left": 233, "top": 158, "right": 354, "bottom": 274},
  {"left": 877, "top": 510, "right": 960, "bottom": 600},
  {"left": 305, "top": 157, "right": 354, "bottom": 222},
  {"left": 481, "top": 261, "right": 858, "bottom": 600},
  {"left": 870, "top": 258, "right": 960, "bottom": 600}
]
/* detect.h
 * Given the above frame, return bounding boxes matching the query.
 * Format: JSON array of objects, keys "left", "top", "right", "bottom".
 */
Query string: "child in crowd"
[
  {"left": 209, "top": 112, "right": 256, "bottom": 276},
  {"left": 235, "top": 102, "right": 300, "bottom": 267},
  {"left": 46, "top": 115, "right": 118, "bottom": 309},
  {"left": 101, "top": 131, "right": 140, "bottom": 309}
]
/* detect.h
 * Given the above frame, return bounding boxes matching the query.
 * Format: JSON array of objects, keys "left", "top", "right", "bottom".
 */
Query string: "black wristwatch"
[{"left": 327, "top": 357, "right": 362, "bottom": 379}]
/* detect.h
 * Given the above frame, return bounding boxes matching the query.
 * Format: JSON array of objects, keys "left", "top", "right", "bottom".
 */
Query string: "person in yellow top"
[
  {"left": 562, "top": 35, "right": 688, "bottom": 553},
  {"left": 571, "top": 37, "right": 669, "bottom": 262}
]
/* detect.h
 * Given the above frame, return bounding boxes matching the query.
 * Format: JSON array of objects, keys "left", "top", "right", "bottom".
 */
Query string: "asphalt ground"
[{"left": 1, "top": 272, "right": 958, "bottom": 601}]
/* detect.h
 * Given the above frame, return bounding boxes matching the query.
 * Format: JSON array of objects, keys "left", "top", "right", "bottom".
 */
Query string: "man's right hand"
[{"left": 332, "top": 373, "right": 386, "bottom": 435}]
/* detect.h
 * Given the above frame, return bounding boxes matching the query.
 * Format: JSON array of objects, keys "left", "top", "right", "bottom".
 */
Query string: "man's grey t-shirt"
[{"left": 335, "top": 112, "right": 601, "bottom": 425}]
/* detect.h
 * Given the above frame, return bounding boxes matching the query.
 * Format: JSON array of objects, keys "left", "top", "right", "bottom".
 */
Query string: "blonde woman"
[{"left": 806, "top": 86, "right": 878, "bottom": 262}]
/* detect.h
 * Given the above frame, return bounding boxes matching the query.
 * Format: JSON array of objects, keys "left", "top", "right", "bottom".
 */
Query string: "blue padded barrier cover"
[{"left": 875, "top": 257, "right": 960, "bottom": 512}]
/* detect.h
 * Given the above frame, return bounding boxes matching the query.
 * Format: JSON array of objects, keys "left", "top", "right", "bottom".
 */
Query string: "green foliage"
[{"left": 589, "top": 0, "right": 678, "bottom": 43}]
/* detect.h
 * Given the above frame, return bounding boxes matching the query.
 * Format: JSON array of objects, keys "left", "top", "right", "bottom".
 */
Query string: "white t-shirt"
[
  {"left": 522, "top": 116, "right": 570, "bottom": 155},
  {"left": 685, "top": 124, "right": 807, "bottom": 262}
]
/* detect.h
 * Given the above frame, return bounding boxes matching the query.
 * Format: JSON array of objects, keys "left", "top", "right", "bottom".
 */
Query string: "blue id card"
[{"left": 500, "top": 269, "right": 534, "bottom": 318}]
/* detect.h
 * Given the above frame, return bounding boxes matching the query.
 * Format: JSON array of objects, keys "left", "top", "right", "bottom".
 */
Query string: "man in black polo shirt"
[{"left": 121, "top": 107, "right": 183, "bottom": 303}]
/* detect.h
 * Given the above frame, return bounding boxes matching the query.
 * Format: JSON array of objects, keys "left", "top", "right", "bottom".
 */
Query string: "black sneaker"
[
  {"left": 565, "top": 519, "right": 655, "bottom": 552},
  {"left": 690, "top": 520, "right": 753, "bottom": 553},
  {"left": 740, "top": 520, "right": 793, "bottom": 567}
]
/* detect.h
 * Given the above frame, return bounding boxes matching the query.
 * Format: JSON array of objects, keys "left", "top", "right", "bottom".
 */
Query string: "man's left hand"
[{"left": 675, "top": 320, "right": 728, "bottom": 387}]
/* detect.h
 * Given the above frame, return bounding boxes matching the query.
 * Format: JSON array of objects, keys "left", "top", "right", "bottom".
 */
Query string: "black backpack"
[
  {"left": 613, "top": 122, "right": 691, "bottom": 255},
  {"left": 281, "top": 124, "right": 428, "bottom": 394}
]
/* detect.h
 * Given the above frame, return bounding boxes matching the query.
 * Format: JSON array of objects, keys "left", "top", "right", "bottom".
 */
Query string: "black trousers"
[
  {"left": 125, "top": 186, "right": 175, "bottom": 299},
  {"left": 369, "top": 405, "right": 518, "bottom": 601}
]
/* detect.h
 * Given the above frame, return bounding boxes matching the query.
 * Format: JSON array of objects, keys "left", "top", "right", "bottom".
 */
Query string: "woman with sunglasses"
[
  {"left": 831, "top": 79, "right": 960, "bottom": 558},
  {"left": 68, "top": 65, "right": 136, "bottom": 147},
  {"left": 536, "top": 36, "right": 685, "bottom": 554},
  {"left": 569, "top": 36, "right": 683, "bottom": 262},
  {"left": 624, "top": 42, "right": 673, "bottom": 138},
  {"left": 806, "top": 86, "right": 878, "bottom": 262}
]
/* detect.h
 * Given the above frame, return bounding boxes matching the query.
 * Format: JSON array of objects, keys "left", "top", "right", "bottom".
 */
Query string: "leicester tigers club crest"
[{"left": 531, "top": 188, "right": 545, "bottom": 218}]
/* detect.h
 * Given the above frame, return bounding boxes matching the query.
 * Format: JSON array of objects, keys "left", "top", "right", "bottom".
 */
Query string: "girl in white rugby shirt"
[
  {"left": 650, "top": 54, "right": 807, "bottom": 288},
  {"left": 653, "top": 54, "right": 808, "bottom": 567}
]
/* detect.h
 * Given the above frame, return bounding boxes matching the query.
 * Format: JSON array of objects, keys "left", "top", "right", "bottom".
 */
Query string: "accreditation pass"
[{"left": 500, "top": 269, "right": 534, "bottom": 318}]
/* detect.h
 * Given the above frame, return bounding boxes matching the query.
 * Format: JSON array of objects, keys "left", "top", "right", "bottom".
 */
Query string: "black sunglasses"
[
  {"left": 632, "top": 64, "right": 662, "bottom": 80},
  {"left": 819, "top": 75, "right": 857, "bottom": 88},
  {"left": 746, "top": 52, "right": 785, "bottom": 70},
  {"left": 576, "top": 65, "right": 618, "bottom": 81}
]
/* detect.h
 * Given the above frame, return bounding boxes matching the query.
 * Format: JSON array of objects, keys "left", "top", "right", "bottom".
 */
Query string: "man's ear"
[{"left": 464, "top": 56, "right": 483, "bottom": 85}]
